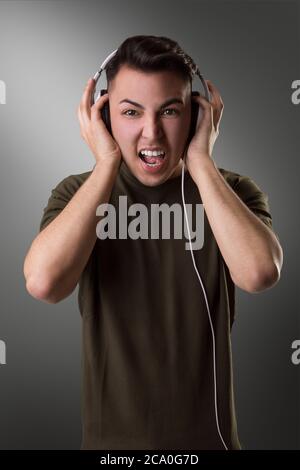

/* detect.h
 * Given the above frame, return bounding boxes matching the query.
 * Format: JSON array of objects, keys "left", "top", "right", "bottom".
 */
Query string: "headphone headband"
[
  {"left": 92, "top": 48, "right": 210, "bottom": 102},
  {"left": 93, "top": 48, "right": 118, "bottom": 82}
]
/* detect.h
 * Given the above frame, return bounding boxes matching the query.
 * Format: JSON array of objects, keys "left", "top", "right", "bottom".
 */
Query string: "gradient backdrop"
[{"left": 0, "top": 0, "right": 299, "bottom": 449}]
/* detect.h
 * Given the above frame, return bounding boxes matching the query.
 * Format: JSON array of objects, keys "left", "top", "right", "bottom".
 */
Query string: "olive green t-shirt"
[{"left": 39, "top": 160, "right": 276, "bottom": 450}]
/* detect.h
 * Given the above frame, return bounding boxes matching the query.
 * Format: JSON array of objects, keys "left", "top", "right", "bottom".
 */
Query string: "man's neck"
[{"left": 168, "top": 159, "right": 186, "bottom": 179}]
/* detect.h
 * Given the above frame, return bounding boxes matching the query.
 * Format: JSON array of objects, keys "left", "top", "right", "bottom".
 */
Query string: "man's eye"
[
  {"left": 163, "top": 108, "right": 179, "bottom": 116},
  {"left": 122, "top": 109, "right": 138, "bottom": 116}
]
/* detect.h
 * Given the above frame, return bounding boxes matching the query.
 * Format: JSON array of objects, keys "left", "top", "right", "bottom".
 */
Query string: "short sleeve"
[
  {"left": 39, "top": 172, "right": 92, "bottom": 232},
  {"left": 39, "top": 178, "right": 71, "bottom": 232},
  {"left": 232, "top": 174, "right": 280, "bottom": 242}
]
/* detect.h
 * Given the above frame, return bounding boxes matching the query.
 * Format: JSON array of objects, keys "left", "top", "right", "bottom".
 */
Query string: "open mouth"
[{"left": 138, "top": 150, "right": 166, "bottom": 167}]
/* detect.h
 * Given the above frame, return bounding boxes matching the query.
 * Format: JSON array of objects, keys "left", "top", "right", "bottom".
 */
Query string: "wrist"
[
  {"left": 187, "top": 153, "right": 215, "bottom": 173},
  {"left": 93, "top": 158, "right": 121, "bottom": 174}
]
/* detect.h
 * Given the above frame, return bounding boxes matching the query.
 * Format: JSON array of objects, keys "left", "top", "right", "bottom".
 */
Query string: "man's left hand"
[{"left": 184, "top": 80, "right": 224, "bottom": 174}]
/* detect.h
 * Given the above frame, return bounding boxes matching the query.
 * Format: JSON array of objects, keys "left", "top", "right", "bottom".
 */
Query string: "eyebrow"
[{"left": 118, "top": 97, "right": 184, "bottom": 109}]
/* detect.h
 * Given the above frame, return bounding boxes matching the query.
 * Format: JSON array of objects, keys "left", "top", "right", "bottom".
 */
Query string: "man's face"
[{"left": 108, "top": 65, "right": 192, "bottom": 186}]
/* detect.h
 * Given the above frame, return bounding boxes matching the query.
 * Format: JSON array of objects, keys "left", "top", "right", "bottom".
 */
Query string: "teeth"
[
  {"left": 140, "top": 150, "right": 165, "bottom": 157},
  {"left": 144, "top": 161, "right": 162, "bottom": 167}
]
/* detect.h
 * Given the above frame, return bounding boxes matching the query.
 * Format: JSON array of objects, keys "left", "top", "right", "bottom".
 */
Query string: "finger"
[
  {"left": 79, "top": 78, "right": 96, "bottom": 123},
  {"left": 91, "top": 92, "right": 110, "bottom": 122},
  {"left": 192, "top": 94, "right": 215, "bottom": 129},
  {"left": 207, "top": 80, "right": 224, "bottom": 111},
  {"left": 192, "top": 94, "right": 213, "bottom": 124},
  {"left": 201, "top": 81, "right": 224, "bottom": 132},
  {"left": 192, "top": 93, "right": 211, "bottom": 110},
  {"left": 216, "top": 104, "right": 224, "bottom": 132},
  {"left": 77, "top": 105, "right": 87, "bottom": 140},
  {"left": 205, "top": 80, "right": 217, "bottom": 106}
]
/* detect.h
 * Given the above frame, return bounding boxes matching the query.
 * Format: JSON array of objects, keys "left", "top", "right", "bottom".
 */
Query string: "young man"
[{"left": 23, "top": 35, "right": 283, "bottom": 450}]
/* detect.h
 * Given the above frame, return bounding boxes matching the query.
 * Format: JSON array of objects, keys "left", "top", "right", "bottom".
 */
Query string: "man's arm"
[
  {"left": 23, "top": 161, "right": 119, "bottom": 304},
  {"left": 24, "top": 77, "right": 122, "bottom": 304},
  {"left": 185, "top": 79, "right": 283, "bottom": 293},
  {"left": 191, "top": 158, "right": 283, "bottom": 293}
]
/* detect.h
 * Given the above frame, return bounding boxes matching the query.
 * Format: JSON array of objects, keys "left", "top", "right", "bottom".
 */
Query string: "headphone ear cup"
[
  {"left": 100, "top": 89, "right": 112, "bottom": 134},
  {"left": 188, "top": 91, "right": 200, "bottom": 144}
]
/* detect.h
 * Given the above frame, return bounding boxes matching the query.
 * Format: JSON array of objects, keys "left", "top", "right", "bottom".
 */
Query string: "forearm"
[
  {"left": 24, "top": 161, "right": 119, "bottom": 302},
  {"left": 191, "top": 158, "right": 283, "bottom": 291}
]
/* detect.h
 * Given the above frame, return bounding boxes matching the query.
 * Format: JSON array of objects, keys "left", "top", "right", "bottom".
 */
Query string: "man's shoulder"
[
  {"left": 60, "top": 169, "right": 93, "bottom": 186},
  {"left": 53, "top": 169, "right": 93, "bottom": 196},
  {"left": 39, "top": 170, "right": 94, "bottom": 232},
  {"left": 217, "top": 166, "right": 246, "bottom": 189},
  {"left": 217, "top": 166, "right": 268, "bottom": 198}
]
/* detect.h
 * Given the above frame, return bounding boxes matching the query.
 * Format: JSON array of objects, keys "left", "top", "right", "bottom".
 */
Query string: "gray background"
[{"left": 0, "top": 0, "right": 299, "bottom": 449}]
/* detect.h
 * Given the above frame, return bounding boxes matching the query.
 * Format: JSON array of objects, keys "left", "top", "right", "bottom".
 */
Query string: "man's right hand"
[{"left": 77, "top": 78, "right": 122, "bottom": 167}]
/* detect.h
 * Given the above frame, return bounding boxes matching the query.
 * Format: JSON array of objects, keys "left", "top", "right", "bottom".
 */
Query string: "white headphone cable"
[{"left": 181, "top": 159, "right": 229, "bottom": 451}]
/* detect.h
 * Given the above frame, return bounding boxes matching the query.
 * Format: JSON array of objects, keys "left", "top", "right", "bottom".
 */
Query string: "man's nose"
[{"left": 142, "top": 116, "right": 163, "bottom": 139}]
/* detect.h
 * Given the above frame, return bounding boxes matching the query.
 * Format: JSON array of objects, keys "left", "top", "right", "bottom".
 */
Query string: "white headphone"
[{"left": 92, "top": 48, "right": 229, "bottom": 451}]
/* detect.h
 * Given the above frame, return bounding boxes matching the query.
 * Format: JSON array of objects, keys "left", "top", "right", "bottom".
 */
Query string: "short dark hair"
[{"left": 106, "top": 35, "right": 199, "bottom": 92}]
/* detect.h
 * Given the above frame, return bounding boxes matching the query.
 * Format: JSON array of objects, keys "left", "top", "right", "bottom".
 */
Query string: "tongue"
[{"left": 143, "top": 155, "right": 163, "bottom": 164}]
